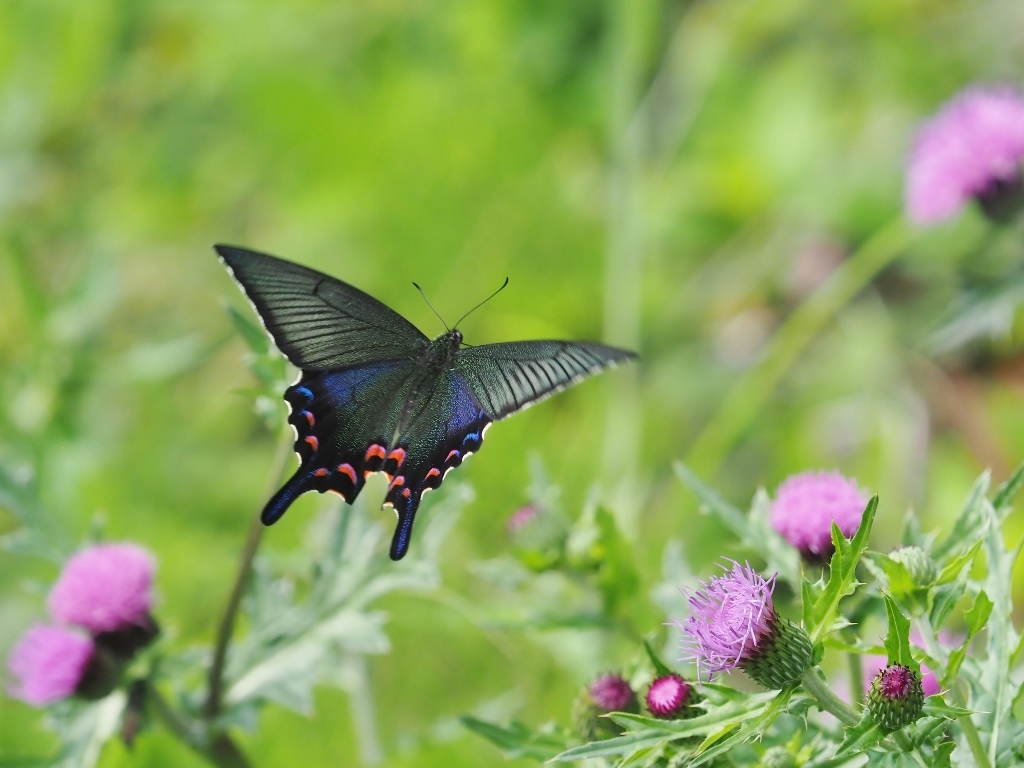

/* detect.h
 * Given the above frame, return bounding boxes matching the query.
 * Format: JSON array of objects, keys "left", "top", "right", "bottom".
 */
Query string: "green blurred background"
[{"left": 2, "top": 0, "right": 1024, "bottom": 764}]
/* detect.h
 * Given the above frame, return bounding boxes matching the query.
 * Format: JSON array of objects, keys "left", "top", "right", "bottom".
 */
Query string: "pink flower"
[
  {"left": 906, "top": 87, "right": 1024, "bottom": 224},
  {"left": 646, "top": 674, "right": 692, "bottom": 718},
  {"left": 771, "top": 471, "right": 867, "bottom": 558},
  {"left": 506, "top": 505, "right": 539, "bottom": 534},
  {"left": 7, "top": 626, "right": 94, "bottom": 706},
  {"left": 49, "top": 543, "right": 155, "bottom": 633},
  {"left": 679, "top": 561, "right": 778, "bottom": 680}
]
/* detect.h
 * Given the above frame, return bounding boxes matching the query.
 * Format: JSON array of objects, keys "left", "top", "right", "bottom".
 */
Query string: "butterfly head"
[{"left": 426, "top": 329, "right": 464, "bottom": 370}]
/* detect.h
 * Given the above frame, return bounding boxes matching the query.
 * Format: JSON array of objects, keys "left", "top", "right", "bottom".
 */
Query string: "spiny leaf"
[
  {"left": 883, "top": 595, "right": 914, "bottom": 669},
  {"left": 944, "top": 591, "right": 992, "bottom": 685},
  {"left": 836, "top": 714, "right": 886, "bottom": 758},
  {"left": 808, "top": 496, "right": 877, "bottom": 643},
  {"left": 992, "top": 460, "right": 1024, "bottom": 514}
]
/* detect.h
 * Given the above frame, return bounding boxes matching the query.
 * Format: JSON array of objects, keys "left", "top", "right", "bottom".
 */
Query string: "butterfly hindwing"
[
  {"left": 216, "top": 245, "right": 428, "bottom": 370},
  {"left": 454, "top": 340, "right": 638, "bottom": 420},
  {"left": 382, "top": 370, "right": 490, "bottom": 559},
  {"left": 261, "top": 361, "right": 419, "bottom": 525}
]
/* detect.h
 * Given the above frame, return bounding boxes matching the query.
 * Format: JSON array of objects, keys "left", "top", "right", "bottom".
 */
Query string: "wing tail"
[
  {"left": 261, "top": 467, "right": 313, "bottom": 525},
  {"left": 387, "top": 489, "right": 421, "bottom": 561}
]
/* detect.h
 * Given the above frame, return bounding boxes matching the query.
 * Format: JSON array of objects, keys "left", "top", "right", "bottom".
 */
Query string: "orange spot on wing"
[
  {"left": 402, "top": 488, "right": 411, "bottom": 499},
  {"left": 313, "top": 468, "right": 329, "bottom": 477},
  {"left": 337, "top": 464, "right": 357, "bottom": 484},
  {"left": 446, "top": 450, "right": 460, "bottom": 462},
  {"left": 388, "top": 448, "right": 407, "bottom": 466},
  {"left": 425, "top": 468, "right": 441, "bottom": 480},
  {"left": 305, "top": 436, "right": 319, "bottom": 451},
  {"left": 302, "top": 410, "right": 315, "bottom": 427},
  {"left": 389, "top": 475, "right": 405, "bottom": 490},
  {"left": 365, "top": 444, "right": 386, "bottom": 461}
]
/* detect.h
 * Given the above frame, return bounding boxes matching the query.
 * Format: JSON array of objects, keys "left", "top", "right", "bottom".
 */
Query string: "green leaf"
[
  {"left": 836, "top": 714, "right": 886, "bottom": 758},
  {"left": 882, "top": 595, "right": 914, "bottom": 668},
  {"left": 932, "top": 473, "right": 990, "bottom": 563},
  {"left": 688, "top": 689, "right": 796, "bottom": 767},
  {"left": 922, "top": 697, "right": 973, "bottom": 720},
  {"left": 226, "top": 304, "right": 270, "bottom": 354},
  {"left": 593, "top": 507, "right": 640, "bottom": 616},
  {"left": 929, "top": 564, "right": 971, "bottom": 631},
  {"left": 944, "top": 591, "right": 992, "bottom": 685},
  {"left": 992, "top": 460, "right": 1024, "bottom": 515},
  {"left": 459, "top": 717, "right": 567, "bottom": 761},
  {"left": 808, "top": 496, "right": 877, "bottom": 643},
  {"left": 935, "top": 538, "right": 984, "bottom": 585},
  {"left": 673, "top": 463, "right": 800, "bottom": 586},
  {"left": 643, "top": 640, "right": 674, "bottom": 679},
  {"left": 548, "top": 730, "right": 675, "bottom": 762}
]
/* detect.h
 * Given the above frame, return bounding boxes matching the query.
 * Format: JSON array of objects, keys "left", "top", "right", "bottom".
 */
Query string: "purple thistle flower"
[
  {"left": 49, "top": 543, "right": 156, "bottom": 633},
  {"left": 588, "top": 673, "right": 635, "bottom": 712},
  {"left": 771, "top": 471, "right": 867, "bottom": 558},
  {"left": 646, "top": 674, "right": 693, "bottom": 719},
  {"left": 678, "top": 561, "right": 813, "bottom": 689},
  {"left": 680, "top": 561, "right": 778, "bottom": 681},
  {"left": 7, "top": 625, "right": 95, "bottom": 706},
  {"left": 862, "top": 628, "right": 951, "bottom": 697},
  {"left": 906, "top": 86, "right": 1024, "bottom": 224}
]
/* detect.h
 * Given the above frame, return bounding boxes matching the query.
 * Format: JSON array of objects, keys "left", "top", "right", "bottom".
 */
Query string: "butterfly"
[{"left": 216, "top": 245, "right": 638, "bottom": 560}]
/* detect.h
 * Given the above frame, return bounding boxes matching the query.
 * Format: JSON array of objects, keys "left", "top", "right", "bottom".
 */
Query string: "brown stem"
[{"left": 204, "top": 426, "right": 294, "bottom": 721}]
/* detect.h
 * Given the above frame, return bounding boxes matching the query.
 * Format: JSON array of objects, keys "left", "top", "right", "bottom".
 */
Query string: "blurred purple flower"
[
  {"left": 646, "top": 674, "right": 692, "bottom": 719},
  {"left": 679, "top": 561, "right": 777, "bottom": 680},
  {"left": 771, "top": 471, "right": 867, "bottom": 558},
  {"left": 7, "top": 625, "right": 94, "bottom": 706},
  {"left": 906, "top": 86, "right": 1024, "bottom": 224},
  {"left": 588, "top": 673, "right": 635, "bottom": 712},
  {"left": 49, "top": 543, "right": 155, "bottom": 633},
  {"left": 506, "top": 505, "right": 539, "bottom": 534}
]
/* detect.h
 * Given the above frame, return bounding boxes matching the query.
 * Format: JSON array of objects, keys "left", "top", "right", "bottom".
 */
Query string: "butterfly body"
[{"left": 216, "top": 245, "right": 636, "bottom": 560}]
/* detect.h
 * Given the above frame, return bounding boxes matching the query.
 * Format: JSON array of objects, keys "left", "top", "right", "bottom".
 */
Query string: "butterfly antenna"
[
  {"left": 453, "top": 277, "right": 509, "bottom": 329},
  {"left": 412, "top": 282, "right": 450, "bottom": 332}
]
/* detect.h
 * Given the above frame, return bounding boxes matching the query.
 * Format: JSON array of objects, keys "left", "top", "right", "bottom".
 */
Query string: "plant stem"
[
  {"left": 801, "top": 667, "right": 860, "bottom": 726},
  {"left": 204, "top": 425, "right": 294, "bottom": 721},
  {"left": 958, "top": 710, "right": 992, "bottom": 768},
  {"left": 151, "top": 687, "right": 252, "bottom": 768},
  {"left": 846, "top": 651, "right": 864, "bottom": 707},
  {"left": 685, "top": 218, "right": 912, "bottom": 477}
]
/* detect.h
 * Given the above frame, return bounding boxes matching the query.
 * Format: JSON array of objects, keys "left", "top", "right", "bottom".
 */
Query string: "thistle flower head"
[
  {"left": 646, "top": 673, "right": 695, "bottom": 719},
  {"left": 49, "top": 543, "right": 155, "bottom": 633},
  {"left": 7, "top": 625, "right": 95, "bottom": 706},
  {"left": 771, "top": 471, "right": 867, "bottom": 558},
  {"left": 680, "top": 561, "right": 778, "bottom": 680},
  {"left": 906, "top": 86, "right": 1024, "bottom": 224},
  {"left": 679, "top": 561, "right": 813, "bottom": 689},
  {"left": 868, "top": 664, "right": 925, "bottom": 731}
]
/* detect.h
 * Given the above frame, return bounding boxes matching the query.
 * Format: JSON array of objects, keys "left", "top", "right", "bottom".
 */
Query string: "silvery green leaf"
[
  {"left": 992, "top": 461, "right": 1024, "bottom": 516},
  {"left": 932, "top": 473, "right": 989, "bottom": 564},
  {"left": 944, "top": 591, "right": 992, "bottom": 686},
  {"left": 835, "top": 713, "right": 885, "bottom": 758},
  {"left": 45, "top": 693, "right": 127, "bottom": 768},
  {"left": 459, "top": 716, "right": 571, "bottom": 761}
]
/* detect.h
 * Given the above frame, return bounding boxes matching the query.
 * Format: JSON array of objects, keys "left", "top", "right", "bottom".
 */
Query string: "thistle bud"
[
  {"left": 889, "top": 546, "right": 938, "bottom": 588},
  {"left": 571, "top": 673, "right": 637, "bottom": 741},
  {"left": 760, "top": 746, "right": 797, "bottom": 768},
  {"left": 645, "top": 673, "right": 698, "bottom": 719},
  {"left": 867, "top": 664, "right": 925, "bottom": 731}
]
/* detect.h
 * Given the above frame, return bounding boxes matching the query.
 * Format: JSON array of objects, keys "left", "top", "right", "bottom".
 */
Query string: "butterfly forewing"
[
  {"left": 454, "top": 340, "right": 638, "bottom": 420},
  {"left": 216, "top": 245, "right": 428, "bottom": 370}
]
